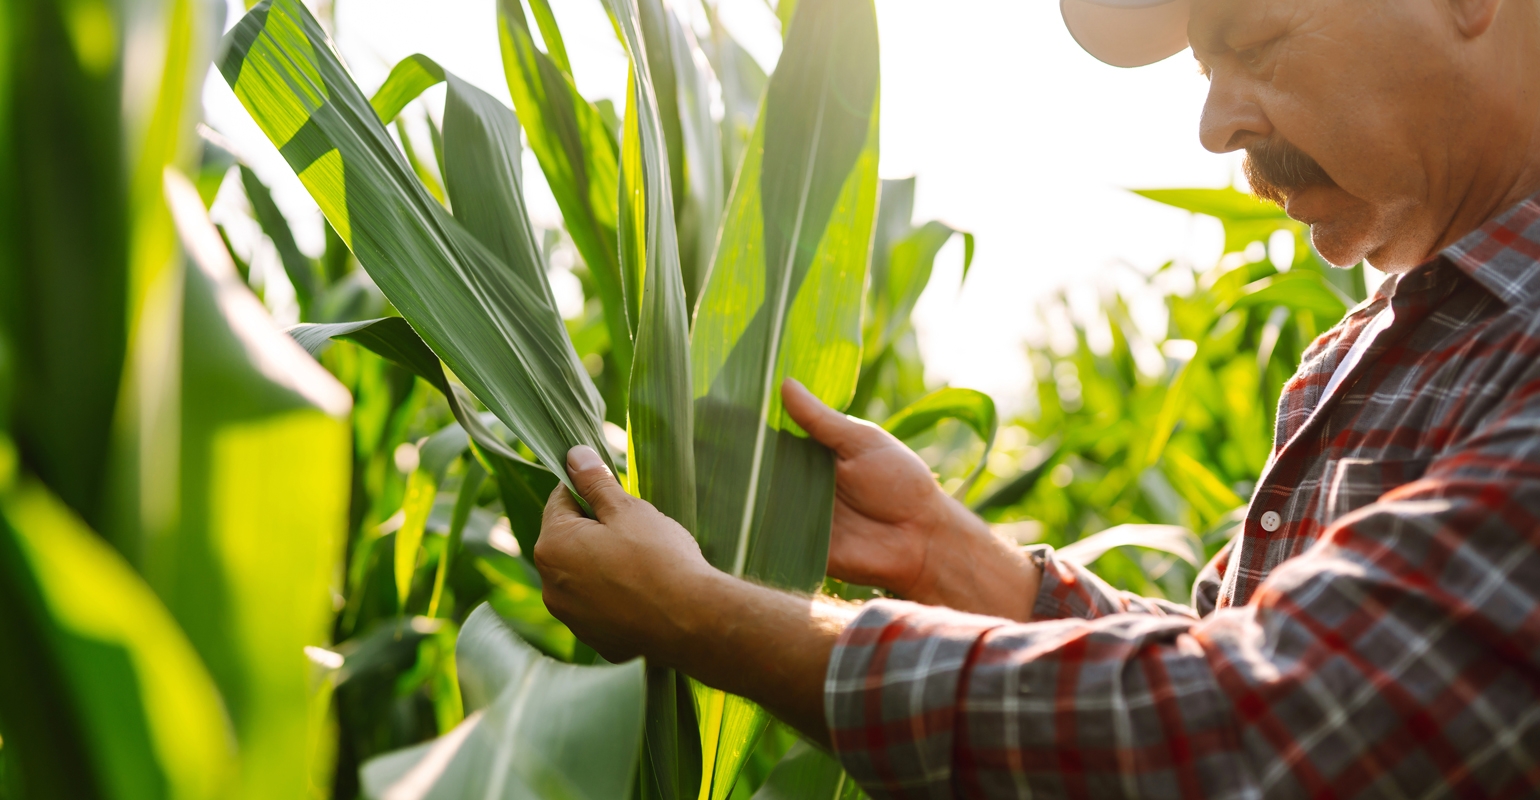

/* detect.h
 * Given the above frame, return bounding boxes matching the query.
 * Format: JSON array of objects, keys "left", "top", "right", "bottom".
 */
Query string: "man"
[{"left": 536, "top": 0, "right": 1540, "bottom": 795}]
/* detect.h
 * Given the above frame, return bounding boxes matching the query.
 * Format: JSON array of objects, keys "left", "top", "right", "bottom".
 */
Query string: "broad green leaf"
[
  {"left": 370, "top": 54, "right": 444, "bottom": 123},
  {"left": 749, "top": 742, "right": 866, "bottom": 800},
  {"left": 692, "top": 0, "right": 879, "bottom": 587},
  {"left": 0, "top": 479, "right": 233, "bottom": 800},
  {"left": 1225, "top": 271, "right": 1351, "bottom": 320},
  {"left": 607, "top": 0, "right": 696, "bottom": 532},
  {"left": 882, "top": 387, "right": 997, "bottom": 498},
  {"left": 693, "top": 684, "right": 771, "bottom": 800},
  {"left": 635, "top": 0, "right": 724, "bottom": 312},
  {"left": 1133, "top": 187, "right": 1287, "bottom": 222},
  {"left": 1133, "top": 187, "right": 1301, "bottom": 256},
  {"left": 441, "top": 71, "right": 558, "bottom": 319},
  {"left": 0, "top": 0, "right": 210, "bottom": 533},
  {"left": 240, "top": 164, "right": 320, "bottom": 316},
  {"left": 153, "top": 173, "right": 354, "bottom": 800},
  {"left": 690, "top": 0, "right": 880, "bottom": 792},
  {"left": 606, "top": 3, "right": 702, "bottom": 796},
  {"left": 221, "top": 0, "right": 611, "bottom": 497},
  {"left": 496, "top": 0, "right": 632, "bottom": 418},
  {"left": 359, "top": 604, "right": 646, "bottom": 800},
  {"left": 1055, "top": 523, "right": 1204, "bottom": 569}
]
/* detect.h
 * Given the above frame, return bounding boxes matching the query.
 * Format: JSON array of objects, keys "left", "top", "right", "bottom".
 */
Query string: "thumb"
[
  {"left": 781, "top": 378, "right": 878, "bottom": 458},
  {"left": 566, "top": 445, "right": 629, "bottom": 519}
]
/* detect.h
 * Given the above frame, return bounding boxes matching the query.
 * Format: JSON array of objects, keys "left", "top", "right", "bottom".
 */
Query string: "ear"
[{"left": 1446, "top": 0, "right": 1502, "bottom": 37}]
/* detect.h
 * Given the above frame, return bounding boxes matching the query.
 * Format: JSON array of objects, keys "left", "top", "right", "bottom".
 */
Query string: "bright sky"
[{"left": 205, "top": 0, "right": 1245, "bottom": 413}]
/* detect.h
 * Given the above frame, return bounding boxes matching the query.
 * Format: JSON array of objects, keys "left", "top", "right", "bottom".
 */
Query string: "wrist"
[{"left": 904, "top": 498, "right": 1040, "bottom": 622}]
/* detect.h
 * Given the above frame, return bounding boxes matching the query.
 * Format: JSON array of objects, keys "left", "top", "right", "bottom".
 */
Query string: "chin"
[
  {"left": 1288, "top": 185, "right": 1395, "bottom": 269},
  {"left": 1308, "top": 221, "right": 1376, "bottom": 268}
]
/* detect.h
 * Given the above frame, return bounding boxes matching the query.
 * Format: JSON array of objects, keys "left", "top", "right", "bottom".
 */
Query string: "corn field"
[{"left": 0, "top": 0, "right": 1365, "bottom": 798}]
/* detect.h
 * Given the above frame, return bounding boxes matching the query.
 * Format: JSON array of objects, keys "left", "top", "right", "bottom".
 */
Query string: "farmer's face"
[{"left": 1190, "top": 0, "right": 1473, "bottom": 271}]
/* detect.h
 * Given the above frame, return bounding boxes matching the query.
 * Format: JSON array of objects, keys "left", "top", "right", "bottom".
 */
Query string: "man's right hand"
[{"left": 781, "top": 378, "right": 1040, "bottom": 622}]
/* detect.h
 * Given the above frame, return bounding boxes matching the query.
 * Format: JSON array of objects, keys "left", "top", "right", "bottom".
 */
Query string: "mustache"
[{"left": 1244, "top": 138, "right": 1335, "bottom": 206}]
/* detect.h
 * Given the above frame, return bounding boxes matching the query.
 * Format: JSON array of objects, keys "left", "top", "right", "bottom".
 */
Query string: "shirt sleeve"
[
  {"left": 1027, "top": 543, "right": 1205, "bottom": 621},
  {"left": 827, "top": 436, "right": 1540, "bottom": 797}
]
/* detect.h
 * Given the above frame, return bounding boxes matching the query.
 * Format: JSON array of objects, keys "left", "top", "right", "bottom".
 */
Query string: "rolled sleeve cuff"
[{"left": 824, "top": 598, "right": 1005, "bottom": 798}]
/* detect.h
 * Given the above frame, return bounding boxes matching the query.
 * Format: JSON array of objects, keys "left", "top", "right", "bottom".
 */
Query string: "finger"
[
  {"left": 781, "top": 378, "right": 878, "bottom": 457},
  {"left": 543, "top": 480, "right": 583, "bottom": 525},
  {"left": 566, "top": 445, "right": 630, "bottom": 519}
]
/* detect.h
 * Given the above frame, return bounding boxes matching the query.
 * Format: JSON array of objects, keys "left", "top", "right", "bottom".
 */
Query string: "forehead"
[{"left": 1188, "top": 0, "right": 1312, "bottom": 54}]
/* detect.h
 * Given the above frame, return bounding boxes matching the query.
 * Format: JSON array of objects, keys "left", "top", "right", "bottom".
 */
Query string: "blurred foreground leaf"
[{"left": 359, "top": 604, "right": 645, "bottom": 800}]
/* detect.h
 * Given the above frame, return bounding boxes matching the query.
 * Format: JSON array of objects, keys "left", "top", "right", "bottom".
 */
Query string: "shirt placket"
[{"left": 1220, "top": 265, "right": 1456, "bottom": 607}]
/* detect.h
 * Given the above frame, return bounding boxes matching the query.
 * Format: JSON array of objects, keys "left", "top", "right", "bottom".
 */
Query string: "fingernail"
[{"left": 568, "top": 445, "right": 605, "bottom": 473}]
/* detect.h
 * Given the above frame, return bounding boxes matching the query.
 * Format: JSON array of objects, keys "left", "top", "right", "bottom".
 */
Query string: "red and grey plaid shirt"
[{"left": 825, "top": 194, "right": 1540, "bottom": 798}]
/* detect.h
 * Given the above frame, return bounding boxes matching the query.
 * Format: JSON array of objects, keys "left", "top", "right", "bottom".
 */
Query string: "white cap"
[{"left": 1060, "top": 0, "right": 1191, "bottom": 68}]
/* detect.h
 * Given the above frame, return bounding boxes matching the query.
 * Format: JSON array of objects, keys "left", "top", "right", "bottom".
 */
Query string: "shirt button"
[{"left": 1260, "top": 511, "right": 1282, "bottom": 532}]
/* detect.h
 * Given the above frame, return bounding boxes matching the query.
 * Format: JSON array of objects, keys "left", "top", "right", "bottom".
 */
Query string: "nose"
[{"left": 1198, "top": 72, "right": 1273, "bottom": 153}]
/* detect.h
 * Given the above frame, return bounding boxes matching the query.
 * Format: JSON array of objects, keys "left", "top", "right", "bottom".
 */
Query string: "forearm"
[{"left": 653, "top": 570, "right": 853, "bottom": 748}]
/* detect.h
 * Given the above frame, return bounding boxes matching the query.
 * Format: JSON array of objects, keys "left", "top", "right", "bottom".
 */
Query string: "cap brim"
[{"left": 1060, "top": 0, "right": 1191, "bottom": 68}]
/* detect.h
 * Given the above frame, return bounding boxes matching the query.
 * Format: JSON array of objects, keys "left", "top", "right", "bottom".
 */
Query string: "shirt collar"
[{"left": 1439, "top": 191, "right": 1540, "bottom": 307}]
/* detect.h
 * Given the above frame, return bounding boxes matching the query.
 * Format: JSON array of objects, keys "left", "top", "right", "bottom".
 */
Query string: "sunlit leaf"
[
  {"left": 689, "top": 0, "right": 880, "bottom": 793},
  {"left": 159, "top": 172, "right": 352, "bottom": 799},
  {"left": 605, "top": 2, "right": 702, "bottom": 795},
  {"left": 1055, "top": 523, "right": 1204, "bottom": 569},
  {"left": 359, "top": 604, "right": 645, "bottom": 800},
  {"left": 221, "top": 0, "right": 611, "bottom": 498},
  {"left": 496, "top": 0, "right": 632, "bottom": 417},
  {"left": 0, "top": 479, "right": 233, "bottom": 800},
  {"left": 883, "top": 386, "right": 997, "bottom": 498},
  {"left": 750, "top": 742, "right": 867, "bottom": 800},
  {"left": 370, "top": 54, "right": 444, "bottom": 123}
]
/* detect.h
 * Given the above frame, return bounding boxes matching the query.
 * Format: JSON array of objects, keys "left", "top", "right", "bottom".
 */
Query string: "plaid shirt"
[{"left": 825, "top": 194, "right": 1540, "bottom": 798}]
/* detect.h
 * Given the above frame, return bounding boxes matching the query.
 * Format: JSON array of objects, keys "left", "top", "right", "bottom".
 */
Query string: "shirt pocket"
[{"left": 1316, "top": 456, "right": 1433, "bottom": 527}]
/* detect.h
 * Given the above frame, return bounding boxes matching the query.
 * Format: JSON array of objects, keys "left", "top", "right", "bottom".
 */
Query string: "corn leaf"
[
  {"left": 359, "top": 604, "right": 646, "bottom": 800},
  {"left": 750, "top": 742, "right": 867, "bottom": 800},
  {"left": 370, "top": 54, "right": 444, "bottom": 123},
  {"left": 0, "top": 479, "right": 233, "bottom": 800},
  {"left": 1225, "top": 271, "right": 1351, "bottom": 319},
  {"left": 221, "top": 0, "right": 611, "bottom": 497},
  {"left": 288, "top": 317, "right": 565, "bottom": 551},
  {"left": 883, "top": 387, "right": 997, "bottom": 498},
  {"left": 156, "top": 173, "right": 353, "bottom": 799},
  {"left": 496, "top": 0, "right": 632, "bottom": 415},
  {"left": 689, "top": 0, "right": 880, "bottom": 794},
  {"left": 1055, "top": 523, "right": 1204, "bottom": 569},
  {"left": 606, "top": 2, "right": 702, "bottom": 795},
  {"left": 692, "top": 0, "right": 879, "bottom": 589},
  {"left": 636, "top": 0, "right": 725, "bottom": 312},
  {"left": 608, "top": 0, "right": 697, "bottom": 538}
]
